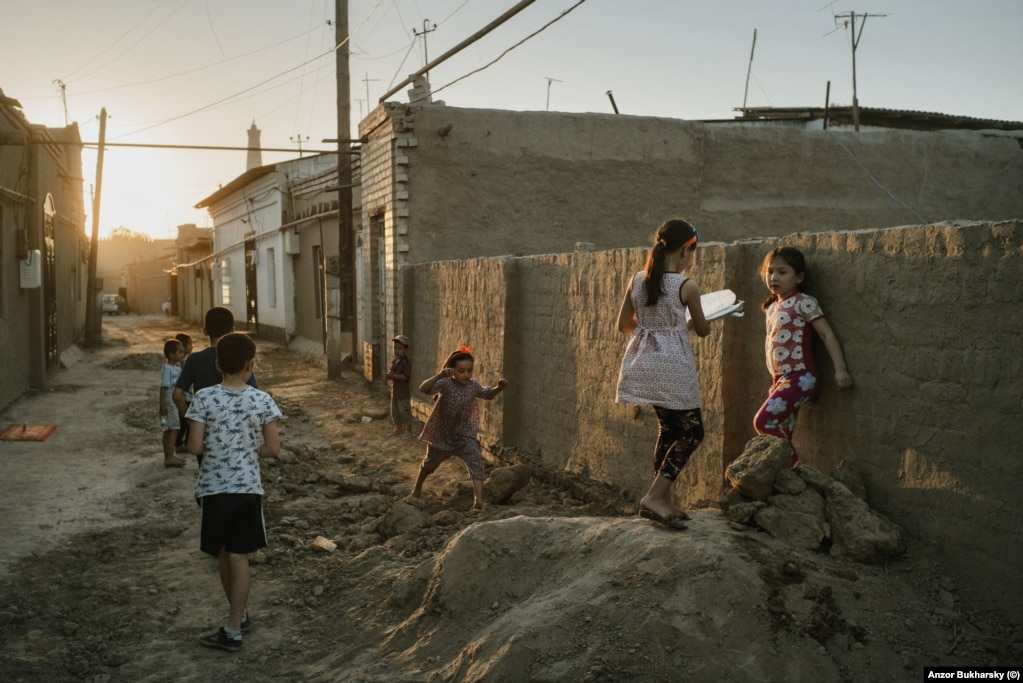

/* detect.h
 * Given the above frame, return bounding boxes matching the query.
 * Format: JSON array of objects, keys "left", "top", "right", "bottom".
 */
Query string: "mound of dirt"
[{"left": 0, "top": 316, "right": 1018, "bottom": 683}]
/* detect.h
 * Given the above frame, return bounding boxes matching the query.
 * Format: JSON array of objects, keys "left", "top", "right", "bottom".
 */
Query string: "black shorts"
[{"left": 199, "top": 493, "right": 267, "bottom": 556}]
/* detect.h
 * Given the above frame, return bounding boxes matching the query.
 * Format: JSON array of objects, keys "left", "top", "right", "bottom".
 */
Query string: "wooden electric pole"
[
  {"left": 331, "top": 0, "right": 355, "bottom": 377},
  {"left": 84, "top": 108, "right": 106, "bottom": 348},
  {"left": 834, "top": 11, "right": 887, "bottom": 132}
]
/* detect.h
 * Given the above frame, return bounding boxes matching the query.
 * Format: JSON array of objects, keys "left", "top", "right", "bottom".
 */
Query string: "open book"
[{"left": 686, "top": 288, "right": 744, "bottom": 323}]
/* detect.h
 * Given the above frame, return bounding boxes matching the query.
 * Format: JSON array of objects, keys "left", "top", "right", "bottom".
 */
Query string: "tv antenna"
[
  {"left": 831, "top": 10, "right": 888, "bottom": 131},
  {"left": 413, "top": 20, "right": 437, "bottom": 77},
  {"left": 545, "top": 76, "right": 562, "bottom": 111},
  {"left": 362, "top": 73, "right": 381, "bottom": 117},
  {"left": 52, "top": 79, "right": 71, "bottom": 125}
]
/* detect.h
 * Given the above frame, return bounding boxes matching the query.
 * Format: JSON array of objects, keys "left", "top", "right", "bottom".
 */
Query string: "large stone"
[
  {"left": 754, "top": 506, "right": 826, "bottom": 551},
  {"left": 826, "top": 482, "right": 904, "bottom": 563},
  {"left": 832, "top": 462, "right": 867, "bottom": 500},
  {"left": 379, "top": 501, "right": 429, "bottom": 537},
  {"left": 485, "top": 464, "right": 532, "bottom": 504},
  {"left": 726, "top": 436, "right": 791, "bottom": 501},
  {"left": 726, "top": 500, "right": 766, "bottom": 524},
  {"left": 769, "top": 488, "right": 826, "bottom": 519},
  {"left": 773, "top": 468, "right": 807, "bottom": 495},
  {"left": 795, "top": 464, "right": 832, "bottom": 494}
]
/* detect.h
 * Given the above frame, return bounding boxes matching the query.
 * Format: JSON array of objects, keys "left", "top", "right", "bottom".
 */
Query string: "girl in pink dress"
[
  {"left": 616, "top": 219, "right": 710, "bottom": 530},
  {"left": 410, "top": 347, "right": 509, "bottom": 513},
  {"left": 754, "top": 247, "right": 853, "bottom": 467}
]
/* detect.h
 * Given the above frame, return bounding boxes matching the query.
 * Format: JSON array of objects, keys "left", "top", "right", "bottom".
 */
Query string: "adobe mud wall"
[
  {"left": 403, "top": 221, "right": 1022, "bottom": 620},
  {"left": 380, "top": 105, "right": 1023, "bottom": 264}
]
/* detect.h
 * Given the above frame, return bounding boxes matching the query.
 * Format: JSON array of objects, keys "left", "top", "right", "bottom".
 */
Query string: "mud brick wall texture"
[
  {"left": 403, "top": 221, "right": 1022, "bottom": 620},
  {"left": 393, "top": 105, "right": 1023, "bottom": 261}
]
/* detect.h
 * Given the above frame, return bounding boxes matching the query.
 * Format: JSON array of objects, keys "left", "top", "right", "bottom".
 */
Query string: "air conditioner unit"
[{"left": 284, "top": 232, "right": 300, "bottom": 255}]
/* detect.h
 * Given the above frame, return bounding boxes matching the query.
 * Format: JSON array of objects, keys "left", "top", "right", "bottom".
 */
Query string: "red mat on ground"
[{"left": 0, "top": 424, "right": 57, "bottom": 441}]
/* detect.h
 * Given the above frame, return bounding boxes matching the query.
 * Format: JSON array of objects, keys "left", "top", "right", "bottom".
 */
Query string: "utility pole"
[
  {"left": 544, "top": 77, "right": 562, "bottom": 111},
  {"left": 84, "top": 108, "right": 106, "bottom": 348},
  {"left": 290, "top": 133, "right": 309, "bottom": 157},
  {"left": 742, "top": 29, "right": 757, "bottom": 110},
  {"left": 379, "top": 0, "right": 538, "bottom": 104},
  {"left": 331, "top": 0, "right": 355, "bottom": 376},
  {"left": 833, "top": 11, "right": 887, "bottom": 131},
  {"left": 412, "top": 20, "right": 437, "bottom": 78}
]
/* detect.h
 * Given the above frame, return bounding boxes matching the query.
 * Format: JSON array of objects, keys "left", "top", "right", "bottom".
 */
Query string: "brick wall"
[{"left": 403, "top": 220, "right": 1023, "bottom": 619}]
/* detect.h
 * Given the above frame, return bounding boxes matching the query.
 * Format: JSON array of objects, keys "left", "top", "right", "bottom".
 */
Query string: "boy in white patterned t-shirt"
[{"left": 186, "top": 332, "right": 281, "bottom": 652}]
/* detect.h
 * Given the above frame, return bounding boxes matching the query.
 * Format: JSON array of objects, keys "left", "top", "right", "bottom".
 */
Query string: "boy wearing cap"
[{"left": 386, "top": 335, "right": 413, "bottom": 437}]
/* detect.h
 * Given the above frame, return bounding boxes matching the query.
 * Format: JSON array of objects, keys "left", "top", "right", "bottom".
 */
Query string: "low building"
[
  {"left": 193, "top": 139, "right": 354, "bottom": 348},
  {"left": 351, "top": 96, "right": 1023, "bottom": 389},
  {"left": 0, "top": 87, "right": 87, "bottom": 409},
  {"left": 171, "top": 223, "right": 213, "bottom": 324}
]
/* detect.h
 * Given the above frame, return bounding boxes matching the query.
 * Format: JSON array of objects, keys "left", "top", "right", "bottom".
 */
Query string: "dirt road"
[{"left": 0, "top": 316, "right": 1017, "bottom": 682}]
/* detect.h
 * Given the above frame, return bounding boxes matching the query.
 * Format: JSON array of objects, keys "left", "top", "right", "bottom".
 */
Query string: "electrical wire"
[
  {"left": 825, "top": 130, "right": 927, "bottom": 223},
  {"left": 436, "top": 0, "right": 472, "bottom": 27},
  {"left": 420, "top": 0, "right": 588, "bottom": 102},
  {"left": 65, "top": 27, "right": 325, "bottom": 97},
  {"left": 292, "top": 1, "right": 322, "bottom": 136},
  {"left": 387, "top": 40, "right": 421, "bottom": 92},
  {"left": 71, "top": 0, "right": 193, "bottom": 83},
  {"left": 205, "top": 0, "right": 226, "bottom": 59},
  {"left": 336, "top": 0, "right": 387, "bottom": 51},
  {"left": 63, "top": 0, "right": 175, "bottom": 81},
  {"left": 118, "top": 50, "right": 335, "bottom": 138}
]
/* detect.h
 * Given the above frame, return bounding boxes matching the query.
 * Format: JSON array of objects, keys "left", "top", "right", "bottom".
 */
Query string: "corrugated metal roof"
[{"left": 735, "top": 106, "right": 1023, "bottom": 131}]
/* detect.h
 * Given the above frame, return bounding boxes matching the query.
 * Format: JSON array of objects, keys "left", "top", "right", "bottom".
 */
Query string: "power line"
[
  {"left": 421, "top": 0, "right": 589, "bottom": 104},
  {"left": 29, "top": 27, "right": 323, "bottom": 100},
  {"left": 75, "top": 141, "right": 355, "bottom": 154},
  {"left": 71, "top": 0, "right": 193, "bottom": 84},
  {"left": 379, "top": 0, "right": 541, "bottom": 103},
  {"left": 118, "top": 50, "right": 335, "bottom": 138},
  {"left": 63, "top": 0, "right": 176, "bottom": 82}
]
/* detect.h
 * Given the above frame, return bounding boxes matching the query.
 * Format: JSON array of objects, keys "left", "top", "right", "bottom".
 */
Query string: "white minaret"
[{"left": 246, "top": 121, "right": 262, "bottom": 170}]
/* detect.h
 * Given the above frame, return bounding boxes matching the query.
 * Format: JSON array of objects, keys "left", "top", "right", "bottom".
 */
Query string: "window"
[
  {"left": 267, "top": 248, "right": 277, "bottom": 308},
  {"left": 219, "top": 258, "right": 231, "bottom": 305}
]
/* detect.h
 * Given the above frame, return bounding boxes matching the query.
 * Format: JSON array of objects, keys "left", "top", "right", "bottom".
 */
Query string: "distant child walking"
[
  {"left": 159, "top": 338, "right": 186, "bottom": 468},
  {"left": 616, "top": 218, "right": 711, "bottom": 531},
  {"left": 409, "top": 347, "right": 508, "bottom": 513},
  {"left": 174, "top": 332, "right": 194, "bottom": 454},
  {"left": 186, "top": 332, "right": 281, "bottom": 652},
  {"left": 754, "top": 246, "right": 853, "bottom": 468},
  {"left": 386, "top": 335, "right": 413, "bottom": 437}
]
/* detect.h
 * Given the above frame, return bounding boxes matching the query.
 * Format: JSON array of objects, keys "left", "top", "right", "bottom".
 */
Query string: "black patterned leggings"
[{"left": 652, "top": 406, "right": 705, "bottom": 481}]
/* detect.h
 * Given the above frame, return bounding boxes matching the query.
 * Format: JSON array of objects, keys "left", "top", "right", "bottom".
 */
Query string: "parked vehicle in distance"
[{"left": 101, "top": 294, "right": 125, "bottom": 315}]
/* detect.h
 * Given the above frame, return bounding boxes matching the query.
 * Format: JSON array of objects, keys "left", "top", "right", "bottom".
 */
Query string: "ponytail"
[{"left": 643, "top": 219, "right": 699, "bottom": 306}]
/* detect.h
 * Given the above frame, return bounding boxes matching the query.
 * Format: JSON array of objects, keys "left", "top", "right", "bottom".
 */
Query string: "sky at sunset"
[{"left": 4, "top": 0, "right": 1021, "bottom": 239}]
